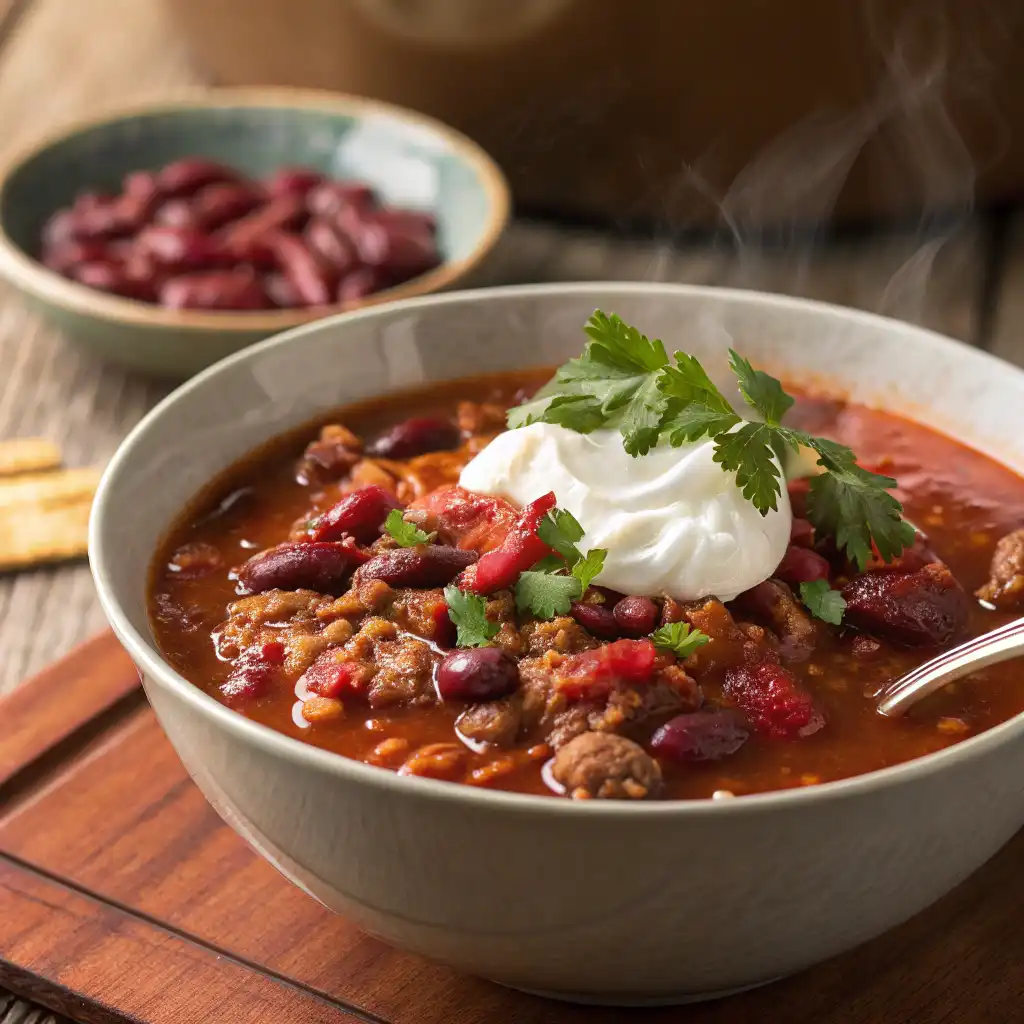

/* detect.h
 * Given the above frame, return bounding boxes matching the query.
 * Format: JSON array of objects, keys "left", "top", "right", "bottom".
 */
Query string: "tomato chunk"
[
  {"left": 554, "top": 638, "right": 659, "bottom": 701},
  {"left": 410, "top": 486, "right": 518, "bottom": 554}
]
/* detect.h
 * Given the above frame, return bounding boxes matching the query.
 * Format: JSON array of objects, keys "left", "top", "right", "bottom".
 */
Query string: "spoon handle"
[{"left": 877, "top": 616, "right": 1024, "bottom": 718}]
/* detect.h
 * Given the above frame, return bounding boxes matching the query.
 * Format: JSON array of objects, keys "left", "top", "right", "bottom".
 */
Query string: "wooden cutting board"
[{"left": 1, "top": 634, "right": 1022, "bottom": 1024}]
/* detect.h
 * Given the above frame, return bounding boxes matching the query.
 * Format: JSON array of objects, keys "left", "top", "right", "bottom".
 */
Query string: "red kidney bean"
[
  {"left": 42, "top": 209, "right": 77, "bottom": 248},
  {"left": 367, "top": 416, "right": 461, "bottom": 459},
  {"left": 789, "top": 518, "right": 815, "bottom": 548},
  {"left": 650, "top": 710, "right": 751, "bottom": 762},
  {"left": 304, "top": 218, "right": 358, "bottom": 274},
  {"left": 263, "top": 271, "right": 301, "bottom": 308},
  {"left": 154, "top": 199, "right": 199, "bottom": 229},
  {"left": 159, "top": 268, "right": 270, "bottom": 310},
  {"left": 121, "top": 253, "right": 167, "bottom": 299},
  {"left": 354, "top": 211, "right": 439, "bottom": 279},
  {"left": 215, "top": 193, "right": 307, "bottom": 264},
  {"left": 220, "top": 640, "right": 285, "bottom": 705},
  {"left": 436, "top": 647, "right": 519, "bottom": 703},
  {"left": 71, "top": 260, "right": 156, "bottom": 301},
  {"left": 266, "top": 167, "right": 325, "bottom": 197},
  {"left": 158, "top": 158, "right": 240, "bottom": 198},
  {"left": 337, "top": 266, "right": 385, "bottom": 304},
  {"left": 135, "top": 225, "right": 230, "bottom": 272},
  {"left": 774, "top": 545, "right": 831, "bottom": 586},
  {"left": 307, "top": 181, "right": 376, "bottom": 219},
  {"left": 236, "top": 540, "right": 364, "bottom": 594},
  {"left": 354, "top": 546, "right": 478, "bottom": 588},
  {"left": 270, "top": 231, "right": 335, "bottom": 306},
  {"left": 123, "top": 170, "right": 162, "bottom": 198},
  {"left": 569, "top": 601, "right": 620, "bottom": 639},
  {"left": 192, "top": 182, "right": 264, "bottom": 231},
  {"left": 613, "top": 596, "right": 659, "bottom": 637},
  {"left": 42, "top": 239, "right": 111, "bottom": 274},
  {"left": 309, "top": 485, "right": 401, "bottom": 544}
]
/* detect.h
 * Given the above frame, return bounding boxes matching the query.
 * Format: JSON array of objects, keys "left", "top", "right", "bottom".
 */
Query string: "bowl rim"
[
  {"left": 90, "top": 280, "right": 1024, "bottom": 819},
  {"left": 0, "top": 85, "right": 511, "bottom": 333}
]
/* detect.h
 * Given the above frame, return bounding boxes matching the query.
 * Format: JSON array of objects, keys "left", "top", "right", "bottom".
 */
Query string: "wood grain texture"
[{"left": 1, "top": 634, "right": 1023, "bottom": 1024}]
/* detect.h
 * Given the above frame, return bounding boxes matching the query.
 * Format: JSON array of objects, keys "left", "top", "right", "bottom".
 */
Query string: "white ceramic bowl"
[{"left": 90, "top": 283, "right": 1024, "bottom": 1005}]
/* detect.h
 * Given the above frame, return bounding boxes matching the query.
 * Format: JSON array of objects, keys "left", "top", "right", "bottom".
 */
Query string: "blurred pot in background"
[{"left": 162, "top": 0, "right": 1023, "bottom": 230}]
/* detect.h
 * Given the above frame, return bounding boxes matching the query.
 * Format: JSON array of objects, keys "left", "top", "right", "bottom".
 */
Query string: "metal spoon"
[{"left": 877, "top": 616, "right": 1024, "bottom": 717}]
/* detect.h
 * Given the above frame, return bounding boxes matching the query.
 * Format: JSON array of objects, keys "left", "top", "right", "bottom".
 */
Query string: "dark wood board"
[{"left": 1, "top": 633, "right": 1022, "bottom": 1024}]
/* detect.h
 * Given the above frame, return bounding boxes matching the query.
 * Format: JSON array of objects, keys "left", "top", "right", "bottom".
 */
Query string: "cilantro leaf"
[
  {"left": 662, "top": 403, "right": 742, "bottom": 447},
  {"left": 443, "top": 585, "right": 500, "bottom": 648},
  {"left": 384, "top": 509, "right": 435, "bottom": 547},
  {"left": 650, "top": 621, "right": 711, "bottom": 658},
  {"left": 657, "top": 352, "right": 736, "bottom": 413},
  {"left": 537, "top": 508, "right": 585, "bottom": 562},
  {"left": 798, "top": 579, "right": 847, "bottom": 625},
  {"left": 570, "top": 548, "right": 607, "bottom": 593},
  {"left": 530, "top": 553, "right": 567, "bottom": 573},
  {"left": 712, "top": 422, "right": 784, "bottom": 514},
  {"left": 582, "top": 310, "right": 668, "bottom": 372},
  {"left": 515, "top": 571, "right": 582, "bottom": 619},
  {"left": 729, "top": 350, "right": 794, "bottom": 425}
]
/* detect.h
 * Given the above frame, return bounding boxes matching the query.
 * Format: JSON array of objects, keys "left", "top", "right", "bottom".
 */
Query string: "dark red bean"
[
  {"left": 263, "top": 271, "right": 301, "bottom": 308},
  {"left": 124, "top": 170, "right": 162, "bottom": 198},
  {"left": 309, "top": 485, "right": 401, "bottom": 544},
  {"left": 841, "top": 563, "right": 970, "bottom": 647},
  {"left": 270, "top": 231, "right": 335, "bottom": 306},
  {"left": 367, "top": 417, "right": 460, "bottom": 459},
  {"left": 436, "top": 647, "right": 519, "bottom": 703},
  {"left": 337, "top": 266, "right": 385, "bottom": 304},
  {"left": 220, "top": 640, "right": 285, "bottom": 705},
  {"left": 353, "top": 546, "right": 477, "bottom": 588},
  {"left": 158, "top": 158, "right": 240, "bottom": 198},
  {"left": 71, "top": 261, "right": 156, "bottom": 301},
  {"left": 307, "top": 181, "right": 376, "bottom": 219},
  {"left": 159, "top": 268, "right": 270, "bottom": 310},
  {"left": 612, "top": 596, "right": 659, "bottom": 637},
  {"left": 135, "top": 226, "right": 231, "bottom": 272},
  {"left": 192, "top": 182, "right": 264, "bottom": 231},
  {"left": 790, "top": 518, "right": 815, "bottom": 548},
  {"left": 154, "top": 199, "right": 199, "bottom": 229},
  {"left": 569, "top": 601, "right": 619, "bottom": 639},
  {"left": 42, "top": 208, "right": 77, "bottom": 248},
  {"left": 353, "top": 212, "right": 439, "bottom": 279},
  {"left": 216, "top": 194, "right": 307, "bottom": 263},
  {"left": 774, "top": 545, "right": 831, "bottom": 586},
  {"left": 304, "top": 218, "right": 358, "bottom": 274},
  {"left": 650, "top": 710, "right": 751, "bottom": 762},
  {"left": 42, "top": 239, "right": 111, "bottom": 274},
  {"left": 787, "top": 478, "right": 810, "bottom": 518},
  {"left": 266, "top": 167, "right": 325, "bottom": 197},
  {"left": 722, "top": 660, "right": 821, "bottom": 739},
  {"left": 236, "top": 540, "right": 365, "bottom": 595}
]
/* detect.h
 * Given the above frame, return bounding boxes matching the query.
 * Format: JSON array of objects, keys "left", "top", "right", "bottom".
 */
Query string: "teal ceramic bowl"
[{"left": 0, "top": 88, "right": 510, "bottom": 378}]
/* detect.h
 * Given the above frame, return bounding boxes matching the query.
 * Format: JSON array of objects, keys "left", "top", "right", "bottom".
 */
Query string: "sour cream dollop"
[{"left": 458, "top": 423, "right": 791, "bottom": 602}]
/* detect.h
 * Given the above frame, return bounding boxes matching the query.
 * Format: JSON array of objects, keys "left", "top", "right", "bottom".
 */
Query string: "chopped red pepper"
[
  {"left": 458, "top": 491, "right": 557, "bottom": 594},
  {"left": 553, "top": 638, "right": 659, "bottom": 701}
]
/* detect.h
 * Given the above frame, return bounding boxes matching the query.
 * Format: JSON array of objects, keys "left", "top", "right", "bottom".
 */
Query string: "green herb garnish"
[
  {"left": 509, "top": 310, "right": 914, "bottom": 570},
  {"left": 650, "top": 621, "right": 711, "bottom": 659},
  {"left": 443, "top": 585, "right": 500, "bottom": 648},
  {"left": 537, "top": 507, "right": 585, "bottom": 562},
  {"left": 798, "top": 579, "right": 847, "bottom": 626},
  {"left": 514, "top": 571, "right": 582, "bottom": 619},
  {"left": 384, "top": 509, "right": 436, "bottom": 547}
]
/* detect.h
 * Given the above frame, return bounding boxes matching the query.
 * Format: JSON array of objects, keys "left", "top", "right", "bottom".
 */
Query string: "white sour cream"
[{"left": 458, "top": 423, "right": 791, "bottom": 602}]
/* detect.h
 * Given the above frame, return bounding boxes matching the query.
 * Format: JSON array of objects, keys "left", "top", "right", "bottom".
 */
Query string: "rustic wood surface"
[
  {"left": 1, "top": 634, "right": 1024, "bottom": 1024},
  {"left": 0, "top": 0, "right": 1021, "bottom": 1021}
]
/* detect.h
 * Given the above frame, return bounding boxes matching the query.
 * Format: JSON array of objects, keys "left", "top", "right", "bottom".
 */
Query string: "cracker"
[
  {"left": 0, "top": 497, "right": 92, "bottom": 571},
  {"left": 0, "top": 467, "right": 102, "bottom": 509},
  {"left": 0, "top": 437, "right": 62, "bottom": 477}
]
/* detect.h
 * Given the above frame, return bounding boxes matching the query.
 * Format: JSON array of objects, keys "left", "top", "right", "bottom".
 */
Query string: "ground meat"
[
  {"left": 295, "top": 424, "right": 363, "bottom": 486},
  {"left": 390, "top": 587, "right": 450, "bottom": 642},
  {"left": 731, "top": 580, "right": 821, "bottom": 661},
  {"left": 976, "top": 529, "right": 1024, "bottom": 608},
  {"left": 551, "top": 732, "right": 662, "bottom": 800},
  {"left": 369, "top": 636, "right": 439, "bottom": 707},
  {"left": 678, "top": 599, "right": 776, "bottom": 673},
  {"left": 519, "top": 616, "right": 596, "bottom": 656},
  {"left": 456, "top": 698, "right": 523, "bottom": 748},
  {"left": 317, "top": 577, "right": 395, "bottom": 620}
]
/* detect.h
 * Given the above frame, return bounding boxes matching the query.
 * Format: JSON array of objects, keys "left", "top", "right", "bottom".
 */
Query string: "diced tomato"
[
  {"left": 299, "top": 651, "right": 368, "bottom": 699},
  {"left": 722, "top": 659, "right": 821, "bottom": 740},
  {"left": 220, "top": 640, "right": 285, "bottom": 705},
  {"left": 553, "top": 638, "right": 659, "bottom": 701},
  {"left": 458, "top": 492, "right": 557, "bottom": 594},
  {"left": 409, "top": 486, "right": 519, "bottom": 553}
]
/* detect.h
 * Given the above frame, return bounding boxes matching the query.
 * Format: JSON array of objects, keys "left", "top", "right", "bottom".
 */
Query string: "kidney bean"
[
  {"left": 790, "top": 518, "right": 815, "bottom": 548},
  {"left": 120, "top": 253, "right": 166, "bottom": 301},
  {"left": 135, "top": 226, "right": 231, "bottom": 272},
  {"left": 266, "top": 167, "right": 325, "bottom": 197},
  {"left": 307, "top": 181, "right": 376, "bottom": 219},
  {"left": 215, "top": 192, "right": 307, "bottom": 258},
  {"left": 354, "top": 545, "right": 478, "bottom": 589},
  {"left": 42, "top": 239, "right": 111, "bottom": 274},
  {"left": 159, "top": 268, "right": 270, "bottom": 310},
  {"left": 337, "top": 266, "right": 385, "bottom": 304},
  {"left": 270, "top": 231, "right": 335, "bottom": 306},
  {"left": 305, "top": 218, "right": 358, "bottom": 274},
  {"left": 651, "top": 710, "right": 751, "bottom": 762},
  {"left": 569, "top": 601, "right": 619, "bottom": 639},
  {"left": 236, "top": 540, "right": 364, "bottom": 594},
  {"left": 841, "top": 563, "right": 970, "bottom": 647},
  {"left": 219, "top": 640, "right": 285, "bottom": 706},
  {"left": 354, "top": 212, "right": 439, "bottom": 279},
  {"left": 436, "top": 647, "right": 519, "bottom": 703},
  {"left": 42, "top": 209, "right": 78, "bottom": 248},
  {"left": 613, "top": 596, "right": 659, "bottom": 637},
  {"left": 774, "top": 545, "right": 831, "bottom": 586},
  {"left": 309, "top": 485, "right": 401, "bottom": 544},
  {"left": 123, "top": 170, "right": 162, "bottom": 198},
  {"left": 71, "top": 260, "right": 157, "bottom": 301},
  {"left": 158, "top": 158, "right": 240, "bottom": 198},
  {"left": 154, "top": 199, "right": 199, "bottom": 229},
  {"left": 367, "top": 416, "right": 461, "bottom": 459},
  {"left": 192, "top": 182, "right": 264, "bottom": 231},
  {"left": 263, "top": 271, "right": 301, "bottom": 308}
]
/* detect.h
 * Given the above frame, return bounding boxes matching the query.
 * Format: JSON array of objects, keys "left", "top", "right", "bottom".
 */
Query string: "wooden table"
[{"left": 1, "top": 1, "right": 1023, "bottom": 1020}]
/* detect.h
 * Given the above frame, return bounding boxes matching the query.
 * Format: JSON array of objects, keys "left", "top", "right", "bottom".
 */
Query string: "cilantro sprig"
[
  {"left": 384, "top": 509, "right": 436, "bottom": 547},
  {"left": 443, "top": 585, "right": 500, "bottom": 648},
  {"left": 650, "top": 622, "right": 711, "bottom": 659},
  {"left": 798, "top": 579, "right": 847, "bottom": 626},
  {"left": 508, "top": 310, "right": 914, "bottom": 570}
]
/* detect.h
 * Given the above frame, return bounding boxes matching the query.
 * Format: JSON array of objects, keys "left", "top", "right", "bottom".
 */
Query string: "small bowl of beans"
[{"left": 0, "top": 88, "right": 510, "bottom": 378}]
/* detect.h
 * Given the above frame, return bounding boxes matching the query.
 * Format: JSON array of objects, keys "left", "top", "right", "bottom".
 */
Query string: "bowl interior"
[{"left": 0, "top": 100, "right": 499, "bottom": 266}]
